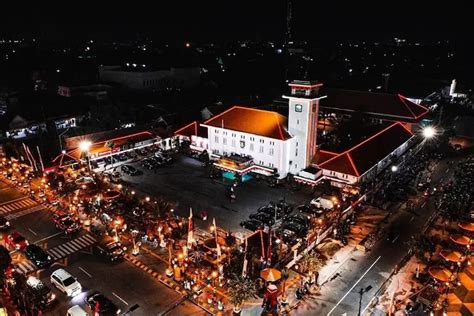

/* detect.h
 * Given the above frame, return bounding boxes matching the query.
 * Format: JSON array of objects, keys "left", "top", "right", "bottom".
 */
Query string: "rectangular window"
[
  {"left": 223, "top": 138, "right": 227, "bottom": 145},
  {"left": 259, "top": 146, "right": 264, "bottom": 153},
  {"left": 215, "top": 136, "right": 219, "bottom": 143},
  {"left": 295, "top": 148, "right": 298, "bottom": 156},
  {"left": 232, "top": 133, "right": 236, "bottom": 137},
  {"left": 231, "top": 139, "right": 236, "bottom": 147},
  {"left": 250, "top": 137, "right": 255, "bottom": 141},
  {"left": 250, "top": 143, "right": 254, "bottom": 151},
  {"left": 241, "top": 135, "right": 245, "bottom": 139},
  {"left": 297, "top": 119, "right": 300, "bottom": 125},
  {"left": 270, "top": 163, "right": 274, "bottom": 168},
  {"left": 269, "top": 148, "right": 274, "bottom": 156},
  {"left": 215, "top": 129, "right": 219, "bottom": 134}
]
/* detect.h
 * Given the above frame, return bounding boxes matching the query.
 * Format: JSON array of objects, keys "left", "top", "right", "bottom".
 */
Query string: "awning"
[
  {"left": 440, "top": 250, "right": 465, "bottom": 263},
  {"left": 428, "top": 266, "right": 454, "bottom": 282}
]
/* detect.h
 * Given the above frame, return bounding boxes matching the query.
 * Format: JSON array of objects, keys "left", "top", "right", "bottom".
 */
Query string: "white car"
[
  {"left": 67, "top": 305, "right": 89, "bottom": 316},
  {"left": 50, "top": 269, "right": 82, "bottom": 297}
]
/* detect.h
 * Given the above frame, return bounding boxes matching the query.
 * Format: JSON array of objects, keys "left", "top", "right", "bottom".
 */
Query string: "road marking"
[
  {"left": 320, "top": 253, "right": 353, "bottom": 285},
  {"left": 28, "top": 228, "right": 38, "bottom": 236},
  {"left": 361, "top": 296, "right": 377, "bottom": 315},
  {"left": 421, "top": 202, "right": 426, "bottom": 208},
  {"left": 112, "top": 292, "right": 129, "bottom": 306},
  {"left": 327, "top": 256, "right": 382, "bottom": 316},
  {"left": 391, "top": 235, "right": 400, "bottom": 243},
  {"left": 0, "top": 197, "right": 28, "bottom": 206},
  {"left": 33, "top": 232, "right": 63, "bottom": 244},
  {"left": 78, "top": 266, "right": 93, "bottom": 278}
]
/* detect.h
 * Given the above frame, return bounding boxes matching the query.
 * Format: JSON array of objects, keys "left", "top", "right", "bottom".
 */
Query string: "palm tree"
[{"left": 228, "top": 274, "right": 256, "bottom": 315}]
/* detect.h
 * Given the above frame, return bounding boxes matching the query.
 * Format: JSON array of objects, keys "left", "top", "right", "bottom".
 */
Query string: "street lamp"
[
  {"left": 358, "top": 285, "right": 372, "bottom": 316},
  {"left": 79, "top": 140, "right": 92, "bottom": 172},
  {"left": 145, "top": 196, "right": 150, "bottom": 202},
  {"left": 391, "top": 165, "right": 398, "bottom": 173},
  {"left": 422, "top": 126, "right": 436, "bottom": 139}
]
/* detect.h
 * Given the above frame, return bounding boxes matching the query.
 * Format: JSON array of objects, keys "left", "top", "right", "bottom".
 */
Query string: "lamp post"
[
  {"left": 79, "top": 141, "right": 92, "bottom": 173},
  {"left": 358, "top": 285, "right": 372, "bottom": 316}
]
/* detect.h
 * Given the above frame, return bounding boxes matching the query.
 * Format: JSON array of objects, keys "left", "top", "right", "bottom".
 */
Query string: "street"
[
  {"left": 0, "top": 180, "right": 207, "bottom": 315},
  {"left": 289, "top": 158, "right": 457, "bottom": 315}
]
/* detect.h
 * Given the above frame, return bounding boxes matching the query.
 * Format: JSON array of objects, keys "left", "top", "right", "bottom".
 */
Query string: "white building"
[{"left": 175, "top": 80, "right": 427, "bottom": 186}]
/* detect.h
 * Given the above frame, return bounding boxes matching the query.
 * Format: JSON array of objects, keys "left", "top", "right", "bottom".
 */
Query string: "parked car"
[
  {"left": 240, "top": 220, "right": 263, "bottom": 231},
  {"left": 67, "top": 305, "right": 89, "bottom": 316},
  {"left": 0, "top": 216, "right": 10, "bottom": 230},
  {"left": 116, "top": 153, "right": 128, "bottom": 161},
  {"left": 282, "top": 222, "right": 307, "bottom": 238},
  {"left": 85, "top": 292, "right": 121, "bottom": 315},
  {"left": 257, "top": 206, "right": 282, "bottom": 219},
  {"left": 6, "top": 232, "right": 29, "bottom": 250},
  {"left": 310, "top": 197, "right": 334, "bottom": 210},
  {"left": 50, "top": 268, "right": 82, "bottom": 297},
  {"left": 99, "top": 241, "right": 126, "bottom": 262},
  {"left": 25, "top": 244, "right": 52, "bottom": 267},
  {"left": 249, "top": 212, "right": 275, "bottom": 225},
  {"left": 121, "top": 165, "right": 139, "bottom": 176}
]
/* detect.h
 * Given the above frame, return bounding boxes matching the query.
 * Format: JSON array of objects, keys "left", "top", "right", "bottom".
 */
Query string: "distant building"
[
  {"left": 57, "top": 84, "right": 114, "bottom": 100},
  {"left": 99, "top": 65, "right": 200, "bottom": 91}
]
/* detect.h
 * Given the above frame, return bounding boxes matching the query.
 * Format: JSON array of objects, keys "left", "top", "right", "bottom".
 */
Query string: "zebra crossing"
[
  {"left": 5, "top": 205, "right": 44, "bottom": 220},
  {"left": 13, "top": 234, "right": 97, "bottom": 275},
  {"left": 14, "top": 260, "right": 38, "bottom": 275},
  {"left": 0, "top": 197, "right": 36, "bottom": 215},
  {"left": 47, "top": 234, "right": 96, "bottom": 260}
]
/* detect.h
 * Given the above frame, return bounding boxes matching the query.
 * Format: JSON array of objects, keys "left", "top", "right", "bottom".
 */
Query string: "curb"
[{"left": 123, "top": 254, "right": 218, "bottom": 315}]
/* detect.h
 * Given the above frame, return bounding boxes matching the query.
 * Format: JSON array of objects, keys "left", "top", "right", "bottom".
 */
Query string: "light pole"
[
  {"left": 358, "top": 285, "right": 372, "bottom": 316},
  {"left": 79, "top": 140, "right": 92, "bottom": 173}
]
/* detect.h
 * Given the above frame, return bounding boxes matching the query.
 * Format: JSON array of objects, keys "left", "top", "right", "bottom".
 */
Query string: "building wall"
[
  {"left": 321, "top": 169, "right": 358, "bottom": 184},
  {"left": 205, "top": 126, "right": 289, "bottom": 177}
]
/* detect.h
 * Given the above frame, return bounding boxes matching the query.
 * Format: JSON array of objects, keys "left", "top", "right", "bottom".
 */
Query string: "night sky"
[{"left": 1, "top": 1, "right": 471, "bottom": 41}]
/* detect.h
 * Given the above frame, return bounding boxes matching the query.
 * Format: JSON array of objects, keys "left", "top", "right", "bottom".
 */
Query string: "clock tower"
[{"left": 283, "top": 80, "right": 326, "bottom": 174}]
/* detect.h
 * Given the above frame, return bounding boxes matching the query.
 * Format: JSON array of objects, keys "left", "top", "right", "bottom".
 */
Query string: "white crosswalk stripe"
[
  {"left": 0, "top": 198, "right": 37, "bottom": 215},
  {"left": 4, "top": 205, "right": 44, "bottom": 220},
  {"left": 47, "top": 234, "right": 96, "bottom": 260},
  {"left": 14, "top": 260, "right": 37, "bottom": 275}
]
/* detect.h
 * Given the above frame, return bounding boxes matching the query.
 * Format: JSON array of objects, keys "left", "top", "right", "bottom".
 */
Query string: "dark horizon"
[{"left": 1, "top": 2, "right": 471, "bottom": 41}]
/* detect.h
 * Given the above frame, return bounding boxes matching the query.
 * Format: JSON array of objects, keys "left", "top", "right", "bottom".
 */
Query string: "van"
[{"left": 67, "top": 305, "right": 89, "bottom": 316}]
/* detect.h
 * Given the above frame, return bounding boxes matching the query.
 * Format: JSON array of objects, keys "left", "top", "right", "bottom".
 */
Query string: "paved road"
[
  {"left": 0, "top": 180, "right": 205, "bottom": 315},
  {"left": 290, "top": 158, "right": 457, "bottom": 315},
  {"left": 119, "top": 155, "right": 312, "bottom": 233}
]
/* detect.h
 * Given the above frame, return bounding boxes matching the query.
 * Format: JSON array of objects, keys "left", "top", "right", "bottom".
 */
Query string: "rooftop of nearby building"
[
  {"left": 321, "top": 88, "right": 429, "bottom": 122},
  {"left": 317, "top": 122, "right": 413, "bottom": 177},
  {"left": 201, "top": 106, "right": 291, "bottom": 140},
  {"left": 174, "top": 121, "right": 208, "bottom": 139}
]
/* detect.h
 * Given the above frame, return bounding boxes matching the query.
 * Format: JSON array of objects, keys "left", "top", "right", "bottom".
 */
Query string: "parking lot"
[{"left": 116, "top": 155, "right": 313, "bottom": 233}]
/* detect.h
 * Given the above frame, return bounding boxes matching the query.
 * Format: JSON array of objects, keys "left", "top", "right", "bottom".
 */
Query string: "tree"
[
  {"left": 0, "top": 245, "right": 12, "bottom": 287},
  {"left": 300, "top": 251, "right": 325, "bottom": 276},
  {"left": 228, "top": 274, "right": 256, "bottom": 315}
]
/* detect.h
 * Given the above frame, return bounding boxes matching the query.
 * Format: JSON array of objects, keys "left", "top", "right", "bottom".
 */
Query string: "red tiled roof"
[
  {"left": 312, "top": 150, "right": 338, "bottom": 165},
  {"left": 319, "top": 122, "right": 413, "bottom": 177},
  {"left": 321, "top": 89, "right": 429, "bottom": 122},
  {"left": 63, "top": 131, "right": 155, "bottom": 161},
  {"left": 202, "top": 106, "right": 291, "bottom": 140},
  {"left": 174, "top": 121, "right": 208, "bottom": 138}
]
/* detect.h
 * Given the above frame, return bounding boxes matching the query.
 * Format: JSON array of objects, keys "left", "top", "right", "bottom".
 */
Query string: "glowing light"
[
  {"left": 391, "top": 165, "right": 398, "bottom": 172},
  {"left": 79, "top": 141, "right": 92, "bottom": 152},
  {"left": 422, "top": 126, "right": 436, "bottom": 139},
  {"left": 145, "top": 197, "right": 150, "bottom": 202}
]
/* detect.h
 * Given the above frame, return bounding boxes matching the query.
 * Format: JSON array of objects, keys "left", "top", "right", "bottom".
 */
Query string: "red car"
[
  {"left": 6, "top": 232, "right": 29, "bottom": 251},
  {"left": 55, "top": 215, "right": 80, "bottom": 234}
]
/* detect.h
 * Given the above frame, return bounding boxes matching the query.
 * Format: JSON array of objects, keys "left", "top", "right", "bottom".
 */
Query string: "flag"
[
  {"left": 242, "top": 237, "right": 248, "bottom": 277},
  {"left": 213, "top": 218, "right": 221, "bottom": 258},
  {"left": 187, "top": 208, "right": 194, "bottom": 247},
  {"left": 267, "top": 226, "right": 272, "bottom": 266}
]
